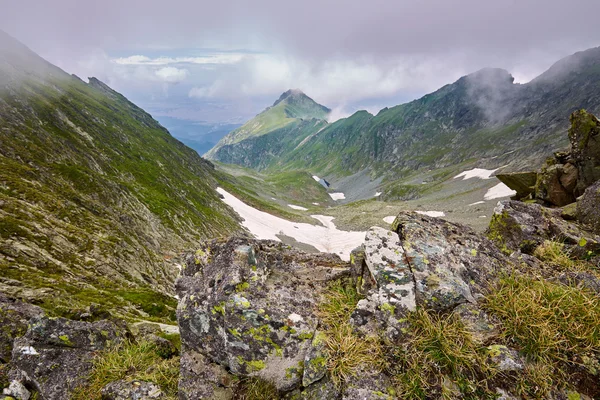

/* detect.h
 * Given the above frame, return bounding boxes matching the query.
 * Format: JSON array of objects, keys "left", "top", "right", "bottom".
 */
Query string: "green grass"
[{"left": 72, "top": 340, "right": 179, "bottom": 400}]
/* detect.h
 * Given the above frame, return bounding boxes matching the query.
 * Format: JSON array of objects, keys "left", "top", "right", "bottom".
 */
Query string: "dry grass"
[
  {"left": 235, "top": 377, "right": 279, "bottom": 400},
  {"left": 391, "top": 309, "right": 496, "bottom": 399},
  {"left": 72, "top": 340, "right": 179, "bottom": 399},
  {"left": 533, "top": 240, "right": 587, "bottom": 272},
  {"left": 317, "top": 280, "right": 384, "bottom": 387}
]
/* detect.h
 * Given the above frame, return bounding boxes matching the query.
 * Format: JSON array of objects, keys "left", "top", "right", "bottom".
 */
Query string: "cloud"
[
  {"left": 114, "top": 54, "right": 247, "bottom": 66},
  {"left": 155, "top": 67, "right": 188, "bottom": 83}
]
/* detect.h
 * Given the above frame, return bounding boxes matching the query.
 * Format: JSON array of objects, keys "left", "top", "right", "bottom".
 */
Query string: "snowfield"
[
  {"left": 329, "top": 192, "right": 346, "bottom": 200},
  {"left": 415, "top": 211, "right": 446, "bottom": 217},
  {"left": 454, "top": 168, "right": 499, "bottom": 180},
  {"left": 288, "top": 204, "right": 308, "bottom": 211},
  {"left": 217, "top": 188, "right": 365, "bottom": 261},
  {"left": 383, "top": 216, "right": 396, "bottom": 224},
  {"left": 484, "top": 183, "right": 516, "bottom": 200}
]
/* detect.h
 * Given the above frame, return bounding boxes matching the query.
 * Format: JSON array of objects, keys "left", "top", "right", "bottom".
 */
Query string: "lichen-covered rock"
[
  {"left": 178, "top": 351, "right": 233, "bottom": 400},
  {"left": 284, "top": 378, "right": 341, "bottom": 400},
  {"left": 176, "top": 237, "right": 350, "bottom": 392},
  {"left": 302, "top": 332, "right": 327, "bottom": 387},
  {"left": 569, "top": 110, "right": 600, "bottom": 195},
  {"left": 0, "top": 293, "right": 44, "bottom": 363},
  {"left": 485, "top": 345, "right": 524, "bottom": 372},
  {"left": 342, "top": 365, "right": 394, "bottom": 400},
  {"left": 577, "top": 180, "right": 600, "bottom": 234},
  {"left": 101, "top": 380, "right": 164, "bottom": 399},
  {"left": 488, "top": 200, "right": 600, "bottom": 257},
  {"left": 2, "top": 380, "right": 30, "bottom": 400},
  {"left": 8, "top": 316, "right": 128, "bottom": 399},
  {"left": 453, "top": 303, "right": 498, "bottom": 344}
]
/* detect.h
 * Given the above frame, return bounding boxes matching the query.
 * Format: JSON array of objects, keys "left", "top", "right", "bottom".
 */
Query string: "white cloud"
[
  {"left": 113, "top": 54, "right": 247, "bottom": 66},
  {"left": 155, "top": 67, "right": 188, "bottom": 83}
]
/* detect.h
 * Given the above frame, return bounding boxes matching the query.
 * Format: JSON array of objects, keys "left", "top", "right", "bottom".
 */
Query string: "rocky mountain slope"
[
  {"left": 0, "top": 31, "right": 241, "bottom": 321},
  {"left": 207, "top": 47, "right": 600, "bottom": 184},
  {"left": 205, "top": 89, "right": 330, "bottom": 169}
]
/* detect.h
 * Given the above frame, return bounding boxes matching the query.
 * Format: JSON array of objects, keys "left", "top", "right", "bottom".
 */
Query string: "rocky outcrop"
[
  {"left": 176, "top": 238, "right": 349, "bottom": 397},
  {"left": 101, "top": 380, "right": 164, "bottom": 399},
  {"left": 0, "top": 294, "right": 43, "bottom": 364},
  {"left": 487, "top": 200, "right": 600, "bottom": 258},
  {"left": 7, "top": 316, "right": 128, "bottom": 399},
  {"left": 498, "top": 110, "right": 600, "bottom": 207}
]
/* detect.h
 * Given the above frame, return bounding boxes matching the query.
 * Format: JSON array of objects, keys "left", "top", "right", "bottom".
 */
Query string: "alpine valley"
[{"left": 2, "top": 28, "right": 600, "bottom": 400}]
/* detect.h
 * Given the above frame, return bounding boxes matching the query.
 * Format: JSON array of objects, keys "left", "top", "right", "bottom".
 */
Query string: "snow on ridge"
[
  {"left": 312, "top": 175, "right": 320, "bottom": 182},
  {"left": 484, "top": 183, "right": 516, "bottom": 200},
  {"left": 468, "top": 201, "right": 485, "bottom": 206},
  {"left": 216, "top": 188, "right": 364, "bottom": 261},
  {"left": 288, "top": 204, "right": 308, "bottom": 211},
  {"left": 329, "top": 192, "right": 345, "bottom": 200},
  {"left": 454, "top": 168, "right": 499, "bottom": 180}
]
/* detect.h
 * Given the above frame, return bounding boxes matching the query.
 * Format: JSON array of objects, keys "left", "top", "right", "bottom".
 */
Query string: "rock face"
[
  {"left": 101, "top": 380, "right": 164, "bottom": 399},
  {"left": 176, "top": 237, "right": 349, "bottom": 396},
  {"left": 8, "top": 316, "right": 128, "bottom": 399},
  {"left": 578, "top": 180, "right": 600, "bottom": 234},
  {"left": 0, "top": 294, "right": 44, "bottom": 363},
  {"left": 488, "top": 200, "right": 600, "bottom": 257}
]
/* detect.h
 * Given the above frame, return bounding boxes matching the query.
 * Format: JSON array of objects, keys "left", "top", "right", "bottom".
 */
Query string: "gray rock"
[
  {"left": 9, "top": 316, "right": 127, "bottom": 399},
  {"left": 284, "top": 377, "right": 340, "bottom": 400},
  {"left": 569, "top": 110, "right": 600, "bottom": 195},
  {"left": 0, "top": 293, "right": 44, "bottom": 363},
  {"left": 302, "top": 332, "right": 327, "bottom": 387},
  {"left": 453, "top": 303, "right": 498, "bottom": 344},
  {"left": 2, "top": 380, "right": 30, "bottom": 400},
  {"left": 176, "top": 237, "right": 350, "bottom": 392},
  {"left": 101, "top": 380, "right": 164, "bottom": 399},
  {"left": 577, "top": 180, "right": 600, "bottom": 234},
  {"left": 488, "top": 200, "right": 600, "bottom": 258},
  {"left": 341, "top": 365, "right": 394, "bottom": 400},
  {"left": 485, "top": 345, "right": 524, "bottom": 371},
  {"left": 535, "top": 164, "right": 574, "bottom": 207},
  {"left": 178, "top": 348, "right": 234, "bottom": 400}
]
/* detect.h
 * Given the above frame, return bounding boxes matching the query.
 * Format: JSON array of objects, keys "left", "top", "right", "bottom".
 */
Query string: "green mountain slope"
[
  {"left": 0, "top": 31, "right": 241, "bottom": 321},
  {"left": 207, "top": 48, "right": 600, "bottom": 185},
  {"left": 205, "top": 89, "right": 330, "bottom": 164}
]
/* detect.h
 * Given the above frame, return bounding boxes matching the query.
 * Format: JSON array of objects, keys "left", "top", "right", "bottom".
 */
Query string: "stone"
[
  {"left": 2, "top": 380, "right": 30, "bottom": 400},
  {"left": 341, "top": 365, "right": 394, "bottom": 400},
  {"left": 560, "top": 162, "right": 579, "bottom": 193},
  {"left": 178, "top": 351, "right": 233, "bottom": 400},
  {"left": 453, "top": 303, "right": 498, "bottom": 344},
  {"left": 577, "top": 180, "right": 600, "bottom": 234},
  {"left": 176, "top": 237, "right": 349, "bottom": 392},
  {"left": 485, "top": 345, "right": 524, "bottom": 371},
  {"left": 488, "top": 200, "right": 600, "bottom": 258},
  {"left": 496, "top": 171, "right": 538, "bottom": 199},
  {"left": 302, "top": 332, "right": 327, "bottom": 387},
  {"left": 535, "top": 164, "right": 574, "bottom": 206},
  {"left": 284, "top": 378, "right": 341, "bottom": 400},
  {"left": 9, "top": 316, "right": 128, "bottom": 399},
  {"left": 569, "top": 110, "right": 600, "bottom": 195},
  {"left": 101, "top": 380, "right": 164, "bottom": 399},
  {"left": 0, "top": 293, "right": 44, "bottom": 363}
]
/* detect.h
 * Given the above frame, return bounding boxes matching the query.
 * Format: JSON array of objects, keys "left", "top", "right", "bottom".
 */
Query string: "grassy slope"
[{"left": 0, "top": 36, "right": 240, "bottom": 322}]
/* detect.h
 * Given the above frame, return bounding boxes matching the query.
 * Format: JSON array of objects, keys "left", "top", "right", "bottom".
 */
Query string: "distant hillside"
[
  {"left": 205, "top": 89, "right": 330, "bottom": 166},
  {"left": 206, "top": 47, "right": 600, "bottom": 184},
  {"left": 0, "top": 30, "right": 241, "bottom": 321}
]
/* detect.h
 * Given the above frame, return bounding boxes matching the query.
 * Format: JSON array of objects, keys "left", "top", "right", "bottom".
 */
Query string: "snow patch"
[
  {"left": 288, "top": 204, "right": 308, "bottom": 211},
  {"left": 383, "top": 216, "right": 396, "bottom": 224},
  {"left": 216, "top": 188, "right": 365, "bottom": 261},
  {"left": 329, "top": 192, "right": 345, "bottom": 201},
  {"left": 468, "top": 201, "right": 485, "bottom": 206},
  {"left": 312, "top": 175, "right": 320, "bottom": 182},
  {"left": 415, "top": 211, "right": 446, "bottom": 217},
  {"left": 374, "top": 192, "right": 382, "bottom": 197},
  {"left": 312, "top": 202, "right": 319, "bottom": 206},
  {"left": 484, "top": 183, "right": 516, "bottom": 200},
  {"left": 454, "top": 168, "right": 499, "bottom": 180}
]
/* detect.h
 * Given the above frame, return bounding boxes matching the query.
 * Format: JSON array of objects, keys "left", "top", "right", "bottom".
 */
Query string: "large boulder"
[
  {"left": 535, "top": 163, "right": 575, "bottom": 206},
  {"left": 577, "top": 180, "right": 600, "bottom": 234},
  {"left": 496, "top": 171, "right": 537, "bottom": 200},
  {"left": 569, "top": 110, "right": 600, "bottom": 195},
  {"left": 488, "top": 200, "right": 600, "bottom": 257},
  {"left": 8, "top": 316, "right": 128, "bottom": 399},
  {"left": 0, "top": 293, "right": 44, "bottom": 363},
  {"left": 176, "top": 237, "right": 350, "bottom": 394}
]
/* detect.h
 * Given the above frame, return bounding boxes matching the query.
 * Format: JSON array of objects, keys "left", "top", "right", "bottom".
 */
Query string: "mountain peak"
[
  {"left": 273, "top": 88, "right": 308, "bottom": 106},
  {"left": 464, "top": 68, "right": 515, "bottom": 86}
]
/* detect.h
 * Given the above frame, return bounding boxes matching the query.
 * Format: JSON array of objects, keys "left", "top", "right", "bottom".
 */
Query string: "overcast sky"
[{"left": 2, "top": 0, "right": 600, "bottom": 124}]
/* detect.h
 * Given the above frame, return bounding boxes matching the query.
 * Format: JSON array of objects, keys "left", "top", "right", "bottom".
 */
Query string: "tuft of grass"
[
  {"left": 533, "top": 240, "right": 594, "bottom": 273},
  {"left": 515, "top": 361, "right": 554, "bottom": 399},
  {"left": 72, "top": 340, "right": 179, "bottom": 400},
  {"left": 235, "top": 377, "right": 280, "bottom": 400},
  {"left": 391, "top": 309, "right": 496, "bottom": 399},
  {"left": 317, "top": 280, "right": 383, "bottom": 387}
]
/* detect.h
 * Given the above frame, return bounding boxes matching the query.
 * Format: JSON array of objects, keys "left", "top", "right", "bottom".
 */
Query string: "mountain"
[
  {"left": 0, "top": 31, "right": 241, "bottom": 321},
  {"left": 206, "top": 47, "right": 600, "bottom": 187},
  {"left": 205, "top": 89, "right": 330, "bottom": 167}
]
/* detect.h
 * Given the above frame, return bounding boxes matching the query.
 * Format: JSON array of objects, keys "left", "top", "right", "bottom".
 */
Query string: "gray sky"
[{"left": 2, "top": 0, "right": 600, "bottom": 123}]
